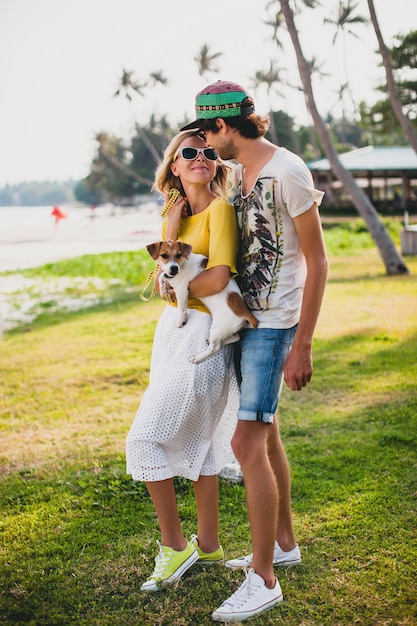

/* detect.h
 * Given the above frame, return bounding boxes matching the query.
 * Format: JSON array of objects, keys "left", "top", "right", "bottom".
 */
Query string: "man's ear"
[{"left": 215, "top": 118, "right": 228, "bottom": 134}]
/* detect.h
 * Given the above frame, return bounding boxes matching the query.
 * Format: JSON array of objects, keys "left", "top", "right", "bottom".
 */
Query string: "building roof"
[{"left": 308, "top": 146, "right": 417, "bottom": 178}]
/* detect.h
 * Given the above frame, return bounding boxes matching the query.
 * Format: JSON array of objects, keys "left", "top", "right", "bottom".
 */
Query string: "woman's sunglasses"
[{"left": 174, "top": 147, "right": 218, "bottom": 162}]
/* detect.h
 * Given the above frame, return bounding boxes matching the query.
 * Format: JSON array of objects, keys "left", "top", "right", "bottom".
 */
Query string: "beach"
[
  {"left": 0, "top": 201, "right": 162, "bottom": 272},
  {"left": 0, "top": 201, "right": 164, "bottom": 334}
]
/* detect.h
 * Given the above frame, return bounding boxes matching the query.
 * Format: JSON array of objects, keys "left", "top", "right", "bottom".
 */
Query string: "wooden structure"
[{"left": 307, "top": 146, "right": 417, "bottom": 211}]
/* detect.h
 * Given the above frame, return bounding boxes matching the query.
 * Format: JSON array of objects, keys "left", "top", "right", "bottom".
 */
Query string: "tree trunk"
[
  {"left": 367, "top": 0, "right": 417, "bottom": 155},
  {"left": 268, "top": 109, "right": 279, "bottom": 144},
  {"left": 134, "top": 122, "right": 161, "bottom": 166},
  {"left": 278, "top": 0, "right": 409, "bottom": 275},
  {"left": 100, "top": 147, "right": 154, "bottom": 187}
]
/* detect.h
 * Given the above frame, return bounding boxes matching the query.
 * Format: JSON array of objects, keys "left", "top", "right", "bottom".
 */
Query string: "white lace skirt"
[{"left": 126, "top": 306, "right": 239, "bottom": 482}]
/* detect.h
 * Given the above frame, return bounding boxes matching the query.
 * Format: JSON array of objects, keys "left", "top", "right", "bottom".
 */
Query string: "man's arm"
[{"left": 284, "top": 203, "right": 328, "bottom": 391}]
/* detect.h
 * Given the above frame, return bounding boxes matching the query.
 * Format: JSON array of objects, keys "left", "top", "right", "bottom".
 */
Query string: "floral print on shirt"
[{"left": 234, "top": 177, "right": 284, "bottom": 311}]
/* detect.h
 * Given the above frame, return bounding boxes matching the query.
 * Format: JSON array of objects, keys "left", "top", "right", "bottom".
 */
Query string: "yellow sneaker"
[
  {"left": 141, "top": 540, "right": 198, "bottom": 592},
  {"left": 191, "top": 534, "right": 224, "bottom": 564}
]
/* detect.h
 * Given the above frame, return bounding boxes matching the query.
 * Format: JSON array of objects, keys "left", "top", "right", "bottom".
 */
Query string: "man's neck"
[
  {"left": 239, "top": 138, "right": 278, "bottom": 195},
  {"left": 239, "top": 135, "right": 275, "bottom": 163}
]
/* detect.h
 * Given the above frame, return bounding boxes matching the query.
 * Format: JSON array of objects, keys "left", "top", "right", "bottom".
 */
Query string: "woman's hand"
[
  {"left": 160, "top": 280, "right": 177, "bottom": 303},
  {"left": 155, "top": 267, "right": 177, "bottom": 302},
  {"left": 166, "top": 194, "right": 188, "bottom": 240}
]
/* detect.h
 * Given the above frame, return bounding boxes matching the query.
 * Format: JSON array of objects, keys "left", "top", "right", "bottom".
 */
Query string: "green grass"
[
  {"left": 1, "top": 224, "right": 417, "bottom": 625},
  {"left": 321, "top": 216, "right": 403, "bottom": 256}
]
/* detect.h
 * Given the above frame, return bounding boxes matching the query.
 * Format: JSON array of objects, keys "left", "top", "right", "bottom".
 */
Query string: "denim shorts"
[{"left": 234, "top": 324, "right": 298, "bottom": 424}]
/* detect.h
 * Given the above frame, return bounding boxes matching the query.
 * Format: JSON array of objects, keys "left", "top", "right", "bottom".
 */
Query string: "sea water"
[{"left": 0, "top": 201, "right": 161, "bottom": 272}]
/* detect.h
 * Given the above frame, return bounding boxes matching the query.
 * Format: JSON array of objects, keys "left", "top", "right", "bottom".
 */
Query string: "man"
[{"left": 181, "top": 81, "right": 328, "bottom": 622}]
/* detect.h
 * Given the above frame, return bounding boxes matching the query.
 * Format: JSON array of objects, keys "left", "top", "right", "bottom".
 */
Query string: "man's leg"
[
  {"left": 267, "top": 415, "right": 297, "bottom": 552},
  {"left": 213, "top": 328, "right": 295, "bottom": 621},
  {"left": 232, "top": 420, "right": 277, "bottom": 588}
]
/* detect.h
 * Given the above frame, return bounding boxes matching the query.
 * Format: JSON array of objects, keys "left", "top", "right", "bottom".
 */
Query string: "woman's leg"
[
  {"left": 142, "top": 478, "right": 199, "bottom": 591},
  {"left": 192, "top": 474, "right": 221, "bottom": 552},
  {"left": 146, "top": 479, "right": 186, "bottom": 550}
]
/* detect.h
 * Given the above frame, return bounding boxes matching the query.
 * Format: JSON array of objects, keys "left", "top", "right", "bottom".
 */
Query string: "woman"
[{"left": 126, "top": 130, "right": 239, "bottom": 592}]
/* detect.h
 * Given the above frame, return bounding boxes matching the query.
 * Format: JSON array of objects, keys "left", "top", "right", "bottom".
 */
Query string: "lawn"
[{"left": 1, "top": 221, "right": 416, "bottom": 625}]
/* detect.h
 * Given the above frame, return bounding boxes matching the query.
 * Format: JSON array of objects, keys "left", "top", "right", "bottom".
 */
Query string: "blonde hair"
[{"left": 153, "top": 130, "right": 230, "bottom": 197}]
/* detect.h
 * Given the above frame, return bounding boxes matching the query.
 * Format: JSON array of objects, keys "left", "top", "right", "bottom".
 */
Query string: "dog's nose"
[{"left": 169, "top": 265, "right": 178, "bottom": 275}]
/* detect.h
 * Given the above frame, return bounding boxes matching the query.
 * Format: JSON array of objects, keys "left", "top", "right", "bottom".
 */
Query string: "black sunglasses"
[{"left": 174, "top": 147, "right": 218, "bottom": 162}]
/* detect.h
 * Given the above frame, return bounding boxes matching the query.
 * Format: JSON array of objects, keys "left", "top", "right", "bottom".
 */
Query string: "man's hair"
[{"left": 198, "top": 98, "right": 270, "bottom": 138}]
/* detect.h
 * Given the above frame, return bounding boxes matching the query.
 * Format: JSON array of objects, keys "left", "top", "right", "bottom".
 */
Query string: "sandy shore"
[{"left": 0, "top": 202, "right": 163, "bottom": 272}]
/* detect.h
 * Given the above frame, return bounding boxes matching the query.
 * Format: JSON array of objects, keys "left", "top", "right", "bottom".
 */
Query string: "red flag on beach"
[{"left": 51, "top": 205, "right": 67, "bottom": 227}]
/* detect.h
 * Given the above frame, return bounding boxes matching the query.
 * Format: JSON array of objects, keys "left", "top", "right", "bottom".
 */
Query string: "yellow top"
[{"left": 162, "top": 197, "right": 238, "bottom": 313}]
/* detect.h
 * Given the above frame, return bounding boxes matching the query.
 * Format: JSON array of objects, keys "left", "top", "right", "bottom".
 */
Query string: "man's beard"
[{"left": 216, "top": 139, "right": 238, "bottom": 161}]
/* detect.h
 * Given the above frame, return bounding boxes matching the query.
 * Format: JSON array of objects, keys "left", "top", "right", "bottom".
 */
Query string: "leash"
[
  {"left": 160, "top": 188, "right": 181, "bottom": 218},
  {"left": 139, "top": 265, "right": 158, "bottom": 301},
  {"left": 140, "top": 189, "right": 181, "bottom": 301},
  {"left": 139, "top": 267, "right": 175, "bottom": 303}
]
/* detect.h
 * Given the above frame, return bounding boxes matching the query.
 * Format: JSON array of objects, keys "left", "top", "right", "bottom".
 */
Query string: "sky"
[{"left": 0, "top": 0, "right": 413, "bottom": 187}]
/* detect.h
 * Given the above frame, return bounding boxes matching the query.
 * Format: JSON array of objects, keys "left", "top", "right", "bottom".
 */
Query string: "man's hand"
[{"left": 284, "top": 344, "right": 313, "bottom": 391}]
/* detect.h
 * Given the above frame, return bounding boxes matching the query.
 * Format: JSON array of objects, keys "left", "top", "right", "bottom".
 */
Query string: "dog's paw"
[
  {"left": 189, "top": 350, "right": 210, "bottom": 364},
  {"left": 190, "top": 354, "right": 210, "bottom": 364},
  {"left": 177, "top": 314, "right": 187, "bottom": 327}
]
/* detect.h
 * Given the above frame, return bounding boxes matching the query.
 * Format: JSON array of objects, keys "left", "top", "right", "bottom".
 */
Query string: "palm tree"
[
  {"left": 264, "top": 4, "right": 324, "bottom": 156},
  {"left": 325, "top": 0, "right": 368, "bottom": 44},
  {"left": 278, "top": 0, "right": 408, "bottom": 275},
  {"left": 113, "top": 68, "right": 147, "bottom": 100},
  {"left": 194, "top": 44, "right": 222, "bottom": 77},
  {"left": 114, "top": 68, "right": 168, "bottom": 165},
  {"left": 264, "top": 6, "right": 284, "bottom": 45},
  {"left": 324, "top": 0, "right": 368, "bottom": 117},
  {"left": 251, "top": 61, "right": 286, "bottom": 144},
  {"left": 95, "top": 132, "right": 154, "bottom": 187},
  {"left": 367, "top": 0, "right": 417, "bottom": 155},
  {"left": 148, "top": 71, "right": 169, "bottom": 88}
]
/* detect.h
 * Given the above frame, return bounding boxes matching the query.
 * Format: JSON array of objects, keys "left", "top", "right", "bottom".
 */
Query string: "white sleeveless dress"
[{"left": 126, "top": 306, "right": 239, "bottom": 482}]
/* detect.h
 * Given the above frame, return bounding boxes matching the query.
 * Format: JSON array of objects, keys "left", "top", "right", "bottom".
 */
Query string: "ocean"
[{"left": 0, "top": 201, "right": 162, "bottom": 272}]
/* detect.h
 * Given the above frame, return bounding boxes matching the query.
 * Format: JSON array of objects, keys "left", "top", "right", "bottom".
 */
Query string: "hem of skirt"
[{"left": 127, "top": 467, "right": 226, "bottom": 482}]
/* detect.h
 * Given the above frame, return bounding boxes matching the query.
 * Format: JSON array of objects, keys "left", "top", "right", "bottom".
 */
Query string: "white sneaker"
[
  {"left": 212, "top": 568, "right": 283, "bottom": 622},
  {"left": 225, "top": 540, "right": 301, "bottom": 569}
]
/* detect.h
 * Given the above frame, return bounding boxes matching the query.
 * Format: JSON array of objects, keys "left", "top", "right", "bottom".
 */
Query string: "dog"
[{"left": 146, "top": 239, "right": 258, "bottom": 364}]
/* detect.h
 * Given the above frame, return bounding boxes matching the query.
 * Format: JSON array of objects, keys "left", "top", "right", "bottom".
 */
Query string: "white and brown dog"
[{"left": 146, "top": 239, "right": 258, "bottom": 364}]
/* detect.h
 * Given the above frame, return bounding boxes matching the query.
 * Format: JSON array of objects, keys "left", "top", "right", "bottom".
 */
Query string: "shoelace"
[
  {"left": 223, "top": 569, "right": 259, "bottom": 608},
  {"left": 190, "top": 533, "right": 203, "bottom": 550},
  {"left": 150, "top": 541, "right": 174, "bottom": 580}
]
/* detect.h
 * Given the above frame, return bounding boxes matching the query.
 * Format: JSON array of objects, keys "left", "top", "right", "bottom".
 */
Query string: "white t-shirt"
[{"left": 232, "top": 147, "right": 324, "bottom": 329}]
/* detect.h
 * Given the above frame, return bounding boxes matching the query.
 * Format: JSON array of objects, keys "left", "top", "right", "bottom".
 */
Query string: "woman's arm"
[
  {"left": 157, "top": 264, "right": 230, "bottom": 302},
  {"left": 188, "top": 265, "right": 230, "bottom": 298},
  {"left": 165, "top": 196, "right": 188, "bottom": 240}
]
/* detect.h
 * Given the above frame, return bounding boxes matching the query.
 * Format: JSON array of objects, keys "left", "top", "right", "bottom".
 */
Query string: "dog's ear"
[
  {"left": 146, "top": 242, "right": 161, "bottom": 260},
  {"left": 181, "top": 243, "right": 193, "bottom": 259}
]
